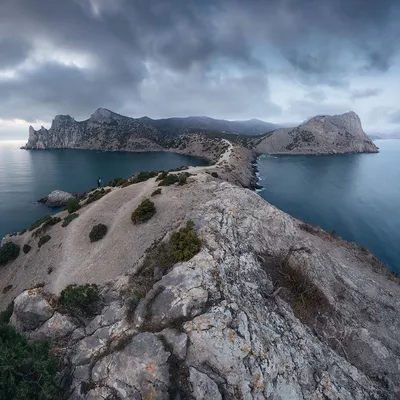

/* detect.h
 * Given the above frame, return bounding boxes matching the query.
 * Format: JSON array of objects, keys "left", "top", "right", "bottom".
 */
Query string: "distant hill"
[{"left": 138, "top": 116, "right": 278, "bottom": 136}]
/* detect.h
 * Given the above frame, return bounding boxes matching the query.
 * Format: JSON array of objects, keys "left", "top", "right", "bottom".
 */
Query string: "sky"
[{"left": 1, "top": 0, "right": 400, "bottom": 139}]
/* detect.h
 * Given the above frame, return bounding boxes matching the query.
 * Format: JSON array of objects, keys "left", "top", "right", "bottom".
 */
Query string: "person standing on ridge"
[{"left": 97, "top": 177, "right": 102, "bottom": 188}]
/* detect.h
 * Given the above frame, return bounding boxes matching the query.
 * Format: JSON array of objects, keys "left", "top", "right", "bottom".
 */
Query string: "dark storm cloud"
[{"left": 0, "top": 0, "right": 399, "bottom": 124}]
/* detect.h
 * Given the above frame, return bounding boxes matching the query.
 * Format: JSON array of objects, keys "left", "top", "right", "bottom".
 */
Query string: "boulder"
[
  {"left": 30, "top": 311, "right": 77, "bottom": 340},
  {"left": 38, "top": 190, "right": 74, "bottom": 207},
  {"left": 10, "top": 289, "right": 55, "bottom": 331}
]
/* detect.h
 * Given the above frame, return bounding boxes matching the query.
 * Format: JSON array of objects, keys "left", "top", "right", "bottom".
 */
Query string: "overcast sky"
[{"left": 1, "top": 0, "right": 400, "bottom": 139}]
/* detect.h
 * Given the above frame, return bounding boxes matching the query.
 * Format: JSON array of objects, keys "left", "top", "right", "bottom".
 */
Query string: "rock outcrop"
[
  {"left": 2, "top": 174, "right": 399, "bottom": 399},
  {"left": 38, "top": 190, "right": 75, "bottom": 207},
  {"left": 255, "top": 111, "right": 379, "bottom": 155}
]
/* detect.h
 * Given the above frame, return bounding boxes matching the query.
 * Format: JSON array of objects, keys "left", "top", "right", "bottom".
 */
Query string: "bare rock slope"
[
  {"left": 255, "top": 111, "right": 378, "bottom": 155},
  {"left": 1, "top": 171, "right": 399, "bottom": 399}
]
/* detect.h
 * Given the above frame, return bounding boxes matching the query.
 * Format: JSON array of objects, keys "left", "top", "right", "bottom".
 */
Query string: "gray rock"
[
  {"left": 30, "top": 311, "right": 77, "bottom": 340},
  {"left": 189, "top": 367, "right": 222, "bottom": 400},
  {"left": 39, "top": 190, "right": 74, "bottom": 207},
  {"left": 157, "top": 328, "right": 188, "bottom": 360},
  {"left": 92, "top": 332, "right": 170, "bottom": 399},
  {"left": 10, "top": 289, "right": 55, "bottom": 331}
]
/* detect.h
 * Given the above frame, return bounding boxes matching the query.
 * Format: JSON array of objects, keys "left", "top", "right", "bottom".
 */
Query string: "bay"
[
  {"left": 0, "top": 141, "right": 208, "bottom": 239},
  {"left": 257, "top": 139, "right": 400, "bottom": 274}
]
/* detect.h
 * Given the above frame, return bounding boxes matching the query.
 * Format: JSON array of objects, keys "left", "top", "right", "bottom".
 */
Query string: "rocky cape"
[
  {"left": 254, "top": 112, "right": 378, "bottom": 155},
  {"left": 23, "top": 109, "right": 378, "bottom": 160},
  {"left": 1, "top": 154, "right": 399, "bottom": 398}
]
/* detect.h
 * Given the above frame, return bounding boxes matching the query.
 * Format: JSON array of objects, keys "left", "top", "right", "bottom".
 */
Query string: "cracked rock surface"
[{"left": 4, "top": 176, "right": 400, "bottom": 399}]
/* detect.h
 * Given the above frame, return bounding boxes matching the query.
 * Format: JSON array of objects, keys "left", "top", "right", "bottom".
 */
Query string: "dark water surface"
[
  {"left": 257, "top": 140, "right": 400, "bottom": 274},
  {"left": 0, "top": 141, "right": 208, "bottom": 239}
]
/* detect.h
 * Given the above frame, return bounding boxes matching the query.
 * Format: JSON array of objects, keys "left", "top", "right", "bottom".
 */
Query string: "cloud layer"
[{"left": 1, "top": 0, "right": 400, "bottom": 137}]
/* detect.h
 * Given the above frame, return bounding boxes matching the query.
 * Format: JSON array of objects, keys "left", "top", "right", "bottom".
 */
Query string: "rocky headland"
[{"left": 0, "top": 110, "right": 395, "bottom": 399}]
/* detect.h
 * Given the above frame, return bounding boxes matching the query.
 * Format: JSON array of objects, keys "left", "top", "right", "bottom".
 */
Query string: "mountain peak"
[{"left": 90, "top": 108, "right": 116, "bottom": 121}]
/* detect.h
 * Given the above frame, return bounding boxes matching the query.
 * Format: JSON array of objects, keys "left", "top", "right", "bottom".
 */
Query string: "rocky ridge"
[
  {"left": 1, "top": 170, "right": 399, "bottom": 399},
  {"left": 254, "top": 111, "right": 378, "bottom": 155}
]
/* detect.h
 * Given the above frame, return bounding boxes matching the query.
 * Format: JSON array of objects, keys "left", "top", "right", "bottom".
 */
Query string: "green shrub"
[
  {"left": 62, "top": 213, "right": 79, "bottom": 227},
  {"left": 42, "top": 216, "right": 62, "bottom": 229},
  {"left": 89, "top": 223, "right": 108, "bottom": 242},
  {"left": 158, "top": 173, "right": 179, "bottom": 187},
  {"left": 151, "top": 188, "right": 162, "bottom": 197},
  {"left": 0, "top": 302, "right": 14, "bottom": 324},
  {"left": 170, "top": 221, "right": 202, "bottom": 261},
  {"left": 38, "top": 235, "right": 51, "bottom": 248},
  {"left": 85, "top": 188, "right": 111, "bottom": 205},
  {"left": 178, "top": 172, "right": 191, "bottom": 186},
  {"left": 211, "top": 172, "right": 218, "bottom": 178},
  {"left": 0, "top": 242, "right": 20, "bottom": 266},
  {"left": 156, "top": 171, "right": 168, "bottom": 181},
  {"left": 131, "top": 199, "right": 156, "bottom": 224},
  {"left": 108, "top": 177, "right": 123, "bottom": 187},
  {"left": 23, "top": 244, "right": 32, "bottom": 254},
  {"left": 19, "top": 228, "right": 27, "bottom": 235},
  {"left": 0, "top": 324, "right": 60, "bottom": 399},
  {"left": 131, "top": 170, "right": 158, "bottom": 184},
  {"left": 66, "top": 198, "right": 80, "bottom": 214},
  {"left": 59, "top": 283, "right": 101, "bottom": 316},
  {"left": 28, "top": 215, "right": 52, "bottom": 231}
]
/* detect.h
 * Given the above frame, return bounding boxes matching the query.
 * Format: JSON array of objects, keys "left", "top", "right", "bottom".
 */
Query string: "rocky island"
[{"left": 0, "top": 111, "right": 396, "bottom": 399}]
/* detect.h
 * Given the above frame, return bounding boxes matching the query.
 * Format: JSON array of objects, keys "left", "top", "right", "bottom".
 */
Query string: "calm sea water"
[
  {"left": 257, "top": 140, "right": 400, "bottom": 274},
  {"left": 0, "top": 141, "right": 208, "bottom": 239}
]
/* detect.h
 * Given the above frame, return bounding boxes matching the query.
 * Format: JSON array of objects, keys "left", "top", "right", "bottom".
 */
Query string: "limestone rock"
[
  {"left": 39, "top": 190, "right": 74, "bottom": 207},
  {"left": 10, "top": 289, "right": 55, "bottom": 331},
  {"left": 30, "top": 311, "right": 77, "bottom": 340}
]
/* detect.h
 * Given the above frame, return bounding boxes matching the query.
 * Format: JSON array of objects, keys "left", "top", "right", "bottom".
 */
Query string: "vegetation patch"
[
  {"left": 85, "top": 188, "right": 111, "bottom": 205},
  {"left": 151, "top": 188, "right": 162, "bottom": 197},
  {"left": 131, "top": 199, "right": 156, "bottom": 224},
  {"left": 0, "top": 302, "right": 14, "bottom": 324},
  {"left": 28, "top": 215, "right": 52, "bottom": 231},
  {"left": 59, "top": 283, "right": 101, "bottom": 316},
  {"left": 2, "top": 284, "right": 12, "bottom": 294},
  {"left": 178, "top": 172, "right": 192, "bottom": 186},
  {"left": 158, "top": 173, "right": 179, "bottom": 186},
  {"left": 38, "top": 235, "right": 51, "bottom": 248},
  {"left": 23, "top": 244, "right": 32, "bottom": 254},
  {"left": 89, "top": 223, "right": 108, "bottom": 242},
  {"left": 156, "top": 171, "right": 168, "bottom": 182},
  {"left": 211, "top": 171, "right": 219, "bottom": 178},
  {"left": 0, "top": 242, "right": 20, "bottom": 266},
  {"left": 0, "top": 323, "right": 61, "bottom": 399},
  {"left": 42, "top": 216, "right": 61, "bottom": 229},
  {"left": 62, "top": 213, "right": 79, "bottom": 227},
  {"left": 131, "top": 170, "right": 158, "bottom": 184},
  {"left": 66, "top": 197, "right": 80, "bottom": 214},
  {"left": 126, "top": 221, "right": 202, "bottom": 322},
  {"left": 19, "top": 228, "right": 27, "bottom": 235}
]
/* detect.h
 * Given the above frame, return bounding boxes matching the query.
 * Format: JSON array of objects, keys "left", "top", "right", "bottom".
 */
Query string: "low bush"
[
  {"left": 19, "top": 228, "right": 27, "bottom": 235},
  {"left": 131, "top": 170, "right": 159, "bottom": 184},
  {"left": 59, "top": 283, "right": 101, "bottom": 316},
  {"left": 89, "top": 223, "right": 108, "bottom": 242},
  {"left": 0, "top": 302, "right": 14, "bottom": 324},
  {"left": 131, "top": 199, "right": 156, "bottom": 224},
  {"left": 170, "top": 221, "right": 202, "bottom": 261},
  {"left": 0, "top": 242, "right": 20, "bottom": 265},
  {"left": 156, "top": 171, "right": 168, "bottom": 182},
  {"left": 85, "top": 188, "right": 111, "bottom": 205},
  {"left": 38, "top": 235, "right": 51, "bottom": 248},
  {"left": 2, "top": 285, "right": 12, "bottom": 294},
  {"left": 62, "top": 213, "right": 79, "bottom": 227},
  {"left": 66, "top": 198, "right": 80, "bottom": 214},
  {"left": 42, "top": 216, "right": 62, "bottom": 229},
  {"left": 151, "top": 188, "right": 162, "bottom": 197},
  {"left": 211, "top": 172, "right": 219, "bottom": 178},
  {"left": 178, "top": 172, "right": 192, "bottom": 186},
  {"left": 158, "top": 173, "right": 179, "bottom": 187},
  {"left": 23, "top": 244, "right": 32, "bottom": 254},
  {"left": 0, "top": 323, "right": 60, "bottom": 399},
  {"left": 108, "top": 177, "right": 123, "bottom": 187},
  {"left": 28, "top": 215, "right": 52, "bottom": 231}
]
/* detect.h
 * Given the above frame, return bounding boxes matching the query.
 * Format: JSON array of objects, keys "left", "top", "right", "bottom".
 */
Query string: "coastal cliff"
[
  {"left": 24, "top": 109, "right": 378, "bottom": 158},
  {"left": 1, "top": 162, "right": 399, "bottom": 398},
  {"left": 254, "top": 111, "right": 378, "bottom": 155}
]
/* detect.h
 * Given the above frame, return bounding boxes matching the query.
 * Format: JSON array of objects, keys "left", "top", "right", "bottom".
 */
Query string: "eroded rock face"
[
  {"left": 256, "top": 111, "right": 379, "bottom": 155},
  {"left": 7, "top": 179, "right": 400, "bottom": 399}
]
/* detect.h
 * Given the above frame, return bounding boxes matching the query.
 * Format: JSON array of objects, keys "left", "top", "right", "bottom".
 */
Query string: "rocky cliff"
[
  {"left": 1, "top": 168, "right": 399, "bottom": 399},
  {"left": 254, "top": 111, "right": 379, "bottom": 155}
]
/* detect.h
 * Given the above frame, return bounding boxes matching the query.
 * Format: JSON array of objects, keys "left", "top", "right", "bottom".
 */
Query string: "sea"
[
  {"left": 257, "top": 139, "right": 400, "bottom": 274},
  {"left": 0, "top": 141, "right": 208, "bottom": 239}
]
